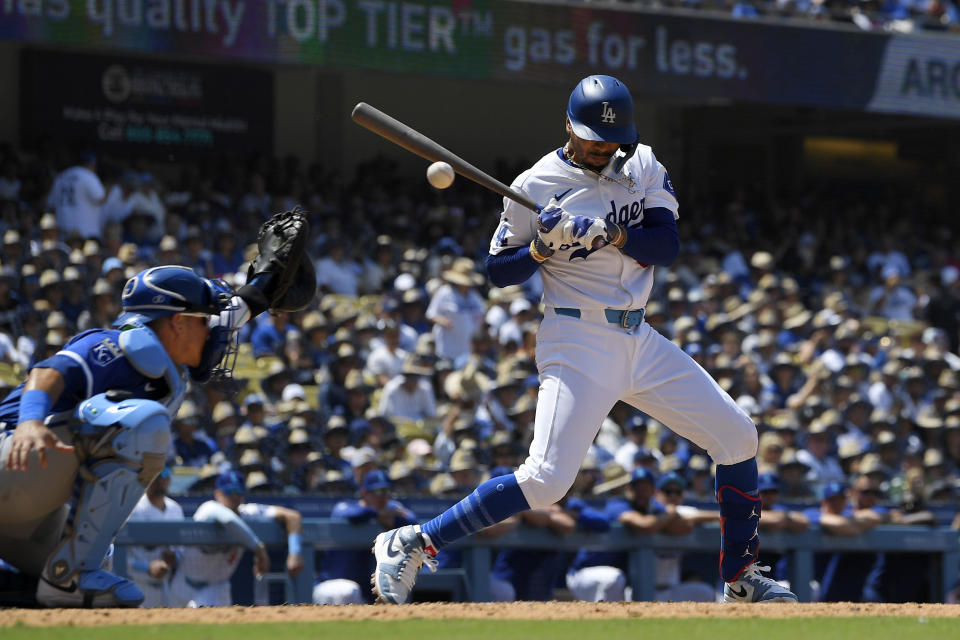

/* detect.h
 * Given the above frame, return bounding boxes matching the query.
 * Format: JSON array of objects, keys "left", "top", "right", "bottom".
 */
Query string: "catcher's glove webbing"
[{"left": 241, "top": 208, "right": 316, "bottom": 313}]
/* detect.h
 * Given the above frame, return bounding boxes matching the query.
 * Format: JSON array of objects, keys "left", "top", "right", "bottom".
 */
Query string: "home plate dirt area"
[{"left": 2, "top": 602, "right": 960, "bottom": 626}]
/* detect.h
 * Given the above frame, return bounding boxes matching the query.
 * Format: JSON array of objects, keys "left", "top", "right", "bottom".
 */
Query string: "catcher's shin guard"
[{"left": 43, "top": 394, "right": 170, "bottom": 587}]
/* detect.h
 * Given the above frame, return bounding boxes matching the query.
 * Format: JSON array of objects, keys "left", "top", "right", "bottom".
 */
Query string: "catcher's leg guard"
[
  {"left": 716, "top": 458, "right": 761, "bottom": 582},
  {"left": 38, "top": 393, "right": 170, "bottom": 608}
]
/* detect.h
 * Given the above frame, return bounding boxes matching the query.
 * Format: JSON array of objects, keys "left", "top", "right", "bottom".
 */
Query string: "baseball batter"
[{"left": 372, "top": 75, "right": 797, "bottom": 604}]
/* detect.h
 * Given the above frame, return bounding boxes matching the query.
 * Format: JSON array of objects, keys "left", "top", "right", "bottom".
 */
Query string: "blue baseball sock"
[
  {"left": 716, "top": 458, "right": 761, "bottom": 582},
  {"left": 421, "top": 473, "right": 530, "bottom": 550}
]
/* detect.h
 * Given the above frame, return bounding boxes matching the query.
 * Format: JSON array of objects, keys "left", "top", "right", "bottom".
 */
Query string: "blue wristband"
[
  {"left": 131, "top": 559, "right": 151, "bottom": 573},
  {"left": 288, "top": 533, "right": 303, "bottom": 556},
  {"left": 18, "top": 389, "right": 52, "bottom": 424}
]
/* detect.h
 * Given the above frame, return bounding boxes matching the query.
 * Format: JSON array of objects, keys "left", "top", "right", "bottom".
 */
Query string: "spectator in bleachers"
[
  {"left": 46, "top": 151, "right": 106, "bottom": 239},
  {"left": 365, "top": 321, "right": 407, "bottom": 386},
  {"left": 377, "top": 356, "right": 438, "bottom": 420},
  {"left": 250, "top": 311, "right": 293, "bottom": 359},
  {"left": 868, "top": 265, "right": 918, "bottom": 321},
  {"left": 796, "top": 417, "right": 846, "bottom": 493},
  {"left": 315, "top": 242, "right": 361, "bottom": 296},
  {"left": 172, "top": 400, "right": 217, "bottom": 467},
  {"left": 426, "top": 258, "right": 485, "bottom": 362}
]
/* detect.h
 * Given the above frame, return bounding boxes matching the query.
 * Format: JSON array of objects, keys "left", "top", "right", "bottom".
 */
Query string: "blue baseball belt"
[{"left": 554, "top": 307, "right": 645, "bottom": 329}]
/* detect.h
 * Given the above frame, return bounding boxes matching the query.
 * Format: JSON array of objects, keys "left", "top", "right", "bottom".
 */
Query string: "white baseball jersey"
[
  {"left": 179, "top": 501, "right": 276, "bottom": 586},
  {"left": 492, "top": 143, "right": 757, "bottom": 512},
  {"left": 426, "top": 284, "right": 485, "bottom": 361},
  {"left": 47, "top": 166, "right": 105, "bottom": 238},
  {"left": 126, "top": 494, "right": 184, "bottom": 608},
  {"left": 489, "top": 145, "right": 678, "bottom": 310}
]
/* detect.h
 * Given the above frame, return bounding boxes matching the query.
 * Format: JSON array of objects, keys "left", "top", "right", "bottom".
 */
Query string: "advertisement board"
[
  {"left": 19, "top": 49, "right": 274, "bottom": 153},
  {"left": 3, "top": 1, "right": 958, "bottom": 119}
]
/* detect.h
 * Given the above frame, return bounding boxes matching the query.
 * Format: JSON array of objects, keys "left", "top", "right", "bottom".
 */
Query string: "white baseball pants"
[{"left": 516, "top": 314, "right": 757, "bottom": 508}]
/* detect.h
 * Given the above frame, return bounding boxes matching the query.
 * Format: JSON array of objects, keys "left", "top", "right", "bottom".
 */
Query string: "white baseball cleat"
[
  {"left": 371, "top": 524, "right": 438, "bottom": 604},
  {"left": 722, "top": 563, "right": 799, "bottom": 603},
  {"left": 36, "top": 569, "right": 144, "bottom": 608}
]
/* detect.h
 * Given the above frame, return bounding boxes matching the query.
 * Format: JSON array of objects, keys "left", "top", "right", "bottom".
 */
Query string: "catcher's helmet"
[
  {"left": 114, "top": 265, "right": 227, "bottom": 327},
  {"left": 566, "top": 75, "right": 637, "bottom": 144}
]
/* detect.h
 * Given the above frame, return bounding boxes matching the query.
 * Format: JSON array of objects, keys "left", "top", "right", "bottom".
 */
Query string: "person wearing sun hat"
[
  {"left": 170, "top": 470, "right": 304, "bottom": 607},
  {"left": 376, "top": 355, "right": 438, "bottom": 421},
  {"left": 426, "top": 256, "right": 486, "bottom": 362}
]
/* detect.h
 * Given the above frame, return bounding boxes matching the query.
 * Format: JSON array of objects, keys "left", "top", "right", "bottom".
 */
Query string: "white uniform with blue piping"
[{"left": 488, "top": 147, "right": 757, "bottom": 509}]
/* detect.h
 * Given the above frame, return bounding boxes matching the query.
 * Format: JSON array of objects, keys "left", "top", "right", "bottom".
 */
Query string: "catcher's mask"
[{"left": 194, "top": 278, "right": 243, "bottom": 394}]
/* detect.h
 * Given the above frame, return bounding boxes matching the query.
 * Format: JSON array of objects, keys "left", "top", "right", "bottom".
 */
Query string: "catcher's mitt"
[{"left": 244, "top": 208, "right": 316, "bottom": 313}]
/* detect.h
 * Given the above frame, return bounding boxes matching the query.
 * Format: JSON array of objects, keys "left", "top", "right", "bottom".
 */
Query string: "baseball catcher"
[{"left": 0, "top": 209, "right": 315, "bottom": 608}]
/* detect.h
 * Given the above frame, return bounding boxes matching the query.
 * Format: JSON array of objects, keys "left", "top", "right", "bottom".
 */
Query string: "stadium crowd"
[
  {"left": 0, "top": 140, "right": 959, "bottom": 604},
  {"left": 589, "top": 0, "right": 960, "bottom": 33}
]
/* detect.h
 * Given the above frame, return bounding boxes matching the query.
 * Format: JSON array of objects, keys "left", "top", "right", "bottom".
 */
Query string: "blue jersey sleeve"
[
  {"left": 603, "top": 498, "right": 633, "bottom": 520},
  {"left": 33, "top": 329, "right": 151, "bottom": 415}
]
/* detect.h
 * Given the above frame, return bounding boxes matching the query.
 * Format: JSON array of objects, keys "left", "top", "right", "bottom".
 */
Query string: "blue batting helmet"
[
  {"left": 114, "top": 265, "right": 226, "bottom": 327},
  {"left": 566, "top": 75, "right": 638, "bottom": 144}
]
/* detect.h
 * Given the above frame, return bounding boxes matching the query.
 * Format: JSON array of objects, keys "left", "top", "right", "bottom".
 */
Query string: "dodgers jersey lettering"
[{"left": 489, "top": 144, "right": 678, "bottom": 310}]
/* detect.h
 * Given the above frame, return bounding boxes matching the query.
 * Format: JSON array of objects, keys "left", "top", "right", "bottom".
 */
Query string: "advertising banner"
[
  {"left": 3, "top": 1, "right": 959, "bottom": 119},
  {"left": 19, "top": 49, "right": 274, "bottom": 153}
]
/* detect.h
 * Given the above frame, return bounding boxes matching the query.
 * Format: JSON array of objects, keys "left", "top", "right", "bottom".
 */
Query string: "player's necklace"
[{"left": 563, "top": 144, "right": 637, "bottom": 193}]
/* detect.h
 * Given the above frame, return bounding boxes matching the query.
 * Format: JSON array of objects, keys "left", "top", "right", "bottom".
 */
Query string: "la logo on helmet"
[{"left": 601, "top": 101, "right": 616, "bottom": 124}]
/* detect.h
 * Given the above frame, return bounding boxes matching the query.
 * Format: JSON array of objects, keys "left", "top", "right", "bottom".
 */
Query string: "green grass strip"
[{"left": 4, "top": 617, "right": 956, "bottom": 640}]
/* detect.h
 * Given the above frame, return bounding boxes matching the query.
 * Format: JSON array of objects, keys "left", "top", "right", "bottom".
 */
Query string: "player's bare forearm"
[
  {"left": 23, "top": 367, "right": 66, "bottom": 401},
  {"left": 8, "top": 368, "right": 72, "bottom": 471},
  {"left": 819, "top": 512, "right": 866, "bottom": 536},
  {"left": 684, "top": 509, "right": 720, "bottom": 526},
  {"left": 619, "top": 510, "right": 665, "bottom": 533},
  {"left": 784, "top": 511, "right": 811, "bottom": 532},
  {"left": 273, "top": 506, "right": 303, "bottom": 533},
  {"left": 759, "top": 510, "right": 788, "bottom": 531},
  {"left": 661, "top": 514, "right": 694, "bottom": 535}
]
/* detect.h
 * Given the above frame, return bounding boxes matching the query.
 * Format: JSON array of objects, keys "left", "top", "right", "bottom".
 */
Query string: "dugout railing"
[{"left": 113, "top": 521, "right": 960, "bottom": 604}]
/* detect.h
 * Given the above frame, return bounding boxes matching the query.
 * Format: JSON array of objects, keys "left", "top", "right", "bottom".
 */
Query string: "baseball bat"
[{"left": 351, "top": 102, "right": 542, "bottom": 213}]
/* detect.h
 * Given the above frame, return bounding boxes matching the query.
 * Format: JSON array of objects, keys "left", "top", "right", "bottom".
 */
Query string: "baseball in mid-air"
[{"left": 426, "top": 161, "right": 455, "bottom": 189}]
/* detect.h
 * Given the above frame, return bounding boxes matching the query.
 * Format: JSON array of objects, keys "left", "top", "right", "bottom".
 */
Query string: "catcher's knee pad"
[{"left": 44, "top": 394, "right": 170, "bottom": 584}]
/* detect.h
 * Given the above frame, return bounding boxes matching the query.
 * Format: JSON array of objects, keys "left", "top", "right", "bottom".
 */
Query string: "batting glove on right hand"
[{"left": 537, "top": 198, "right": 600, "bottom": 250}]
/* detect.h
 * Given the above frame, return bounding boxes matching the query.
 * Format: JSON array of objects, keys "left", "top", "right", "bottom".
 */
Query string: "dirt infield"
[{"left": 2, "top": 602, "right": 960, "bottom": 627}]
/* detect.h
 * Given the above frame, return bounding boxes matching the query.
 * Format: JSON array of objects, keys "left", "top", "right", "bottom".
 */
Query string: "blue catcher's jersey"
[{"left": 0, "top": 328, "right": 186, "bottom": 429}]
